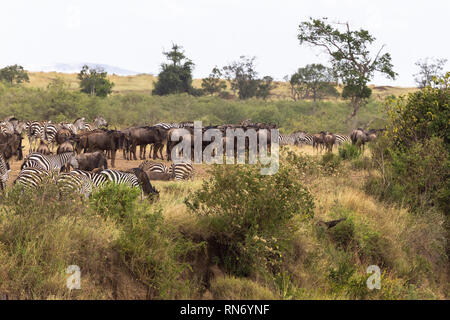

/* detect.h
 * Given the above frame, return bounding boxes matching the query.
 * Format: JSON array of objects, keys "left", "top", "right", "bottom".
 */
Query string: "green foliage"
[
  {"left": 210, "top": 276, "right": 278, "bottom": 299},
  {"left": 201, "top": 66, "right": 227, "bottom": 96},
  {"left": 0, "top": 64, "right": 29, "bottom": 85},
  {"left": 152, "top": 44, "right": 197, "bottom": 96},
  {"left": 288, "top": 64, "right": 338, "bottom": 101},
  {"left": 386, "top": 72, "right": 449, "bottom": 150},
  {"left": 298, "top": 17, "right": 396, "bottom": 118},
  {"left": 367, "top": 136, "right": 449, "bottom": 214},
  {"left": 338, "top": 142, "right": 362, "bottom": 160},
  {"left": 77, "top": 65, "right": 114, "bottom": 97},
  {"left": 89, "top": 182, "right": 141, "bottom": 222},
  {"left": 117, "top": 207, "right": 203, "bottom": 299},
  {"left": 185, "top": 164, "right": 314, "bottom": 276},
  {"left": 256, "top": 76, "right": 277, "bottom": 100}
]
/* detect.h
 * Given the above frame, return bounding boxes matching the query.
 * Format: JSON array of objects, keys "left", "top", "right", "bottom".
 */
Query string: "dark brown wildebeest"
[
  {"left": 0, "top": 132, "right": 23, "bottom": 161},
  {"left": 75, "top": 151, "right": 108, "bottom": 171},
  {"left": 323, "top": 132, "right": 336, "bottom": 153},
  {"left": 83, "top": 130, "right": 124, "bottom": 167},
  {"left": 57, "top": 140, "right": 74, "bottom": 154},
  {"left": 166, "top": 127, "right": 194, "bottom": 161},
  {"left": 351, "top": 128, "right": 371, "bottom": 151},
  {"left": 55, "top": 127, "right": 72, "bottom": 145},
  {"left": 146, "top": 171, "right": 173, "bottom": 181},
  {"left": 37, "top": 141, "right": 52, "bottom": 155},
  {"left": 129, "top": 126, "right": 167, "bottom": 161},
  {"left": 313, "top": 132, "right": 326, "bottom": 153}
]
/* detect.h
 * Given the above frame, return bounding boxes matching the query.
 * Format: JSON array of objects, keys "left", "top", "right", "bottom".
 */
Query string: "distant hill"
[
  {"left": 26, "top": 63, "right": 149, "bottom": 76},
  {"left": 21, "top": 71, "right": 417, "bottom": 99}
]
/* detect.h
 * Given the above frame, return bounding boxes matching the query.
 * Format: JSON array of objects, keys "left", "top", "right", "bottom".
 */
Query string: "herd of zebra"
[
  {"left": 0, "top": 116, "right": 195, "bottom": 198},
  {"left": 279, "top": 128, "right": 383, "bottom": 152},
  {"left": 0, "top": 115, "right": 382, "bottom": 200}
]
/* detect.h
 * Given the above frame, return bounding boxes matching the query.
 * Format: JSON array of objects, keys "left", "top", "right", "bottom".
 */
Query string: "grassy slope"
[{"left": 24, "top": 72, "right": 418, "bottom": 99}]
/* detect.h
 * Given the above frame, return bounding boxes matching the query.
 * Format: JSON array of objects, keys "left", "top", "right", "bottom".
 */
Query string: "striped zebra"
[
  {"left": 21, "top": 152, "right": 79, "bottom": 172},
  {"left": 296, "top": 133, "right": 314, "bottom": 146},
  {"left": 334, "top": 134, "right": 351, "bottom": 145},
  {"left": 25, "top": 121, "right": 44, "bottom": 152},
  {"left": 84, "top": 116, "right": 109, "bottom": 131},
  {"left": 169, "top": 162, "right": 194, "bottom": 181},
  {"left": 14, "top": 167, "right": 54, "bottom": 190},
  {"left": 99, "top": 168, "right": 159, "bottom": 197},
  {"left": 56, "top": 172, "right": 97, "bottom": 199},
  {"left": 279, "top": 131, "right": 308, "bottom": 146},
  {"left": 154, "top": 122, "right": 194, "bottom": 130},
  {"left": 0, "top": 153, "right": 10, "bottom": 191},
  {"left": 138, "top": 160, "right": 170, "bottom": 173}
]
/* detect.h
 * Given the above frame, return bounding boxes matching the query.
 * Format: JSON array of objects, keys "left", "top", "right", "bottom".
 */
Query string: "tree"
[
  {"left": 0, "top": 64, "right": 29, "bottom": 85},
  {"left": 77, "top": 65, "right": 114, "bottom": 97},
  {"left": 298, "top": 18, "right": 396, "bottom": 123},
  {"left": 256, "top": 76, "right": 277, "bottom": 100},
  {"left": 288, "top": 64, "right": 338, "bottom": 102},
  {"left": 152, "top": 44, "right": 196, "bottom": 96},
  {"left": 223, "top": 56, "right": 259, "bottom": 100},
  {"left": 201, "top": 66, "right": 227, "bottom": 95},
  {"left": 413, "top": 57, "right": 447, "bottom": 89}
]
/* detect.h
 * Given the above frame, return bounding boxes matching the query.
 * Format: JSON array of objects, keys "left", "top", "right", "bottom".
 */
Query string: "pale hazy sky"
[{"left": 0, "top": 0, "right": 448, "bottom": 86}]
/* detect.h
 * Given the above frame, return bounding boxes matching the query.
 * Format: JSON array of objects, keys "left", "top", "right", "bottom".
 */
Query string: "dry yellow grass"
[{"left": 23, "top": 72, "right": 417, "bottom": 99}]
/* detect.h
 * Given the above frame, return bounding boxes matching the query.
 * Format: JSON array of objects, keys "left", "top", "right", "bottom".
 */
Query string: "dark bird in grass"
[{"left": 318, "top": 218, "right": 347, "bottom": 229}]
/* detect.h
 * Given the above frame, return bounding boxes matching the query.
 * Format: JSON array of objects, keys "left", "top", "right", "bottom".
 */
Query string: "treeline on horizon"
[{"left": 0, "top": 80, "right": 386, "bottom": 134}]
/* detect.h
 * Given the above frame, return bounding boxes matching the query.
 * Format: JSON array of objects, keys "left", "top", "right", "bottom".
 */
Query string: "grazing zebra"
[
  {"left": 154, "top": 122, "right": 194, "bottom": 130},
  {"left": 296, "top": 133, "right": 314, "bottom": 146},
  {"left": 138, "top": 160, "right": 170, "bottom": 173},
  {"left": 25, "top": 121, "right": 44, "bottom": 152},
  {"left": 56, "top": 172, "right": 97, "bottom": 199},
  {"left": 0, "top": 153, "right": 10, "bottom": 191},
  {"left": 41, "top": 122, "right": 58, "bottom": 149},
  {"left": 99, "top": 168, "right": 159, "bottom": 197},
  {"left": 334, "top": 134, "right": 351, "bottom": 145},
  {"left": 279, "top": 131, "right": 309, "bottom": 146},
  {"left": 21, "top": 152, "right": 78, "bottom": 172},
  {"left": 14, "top": 167, "right": 54, "bottom": 190},
  {"left": 279, "top": 134, "right": 297, "bottom": 146},
  {"left": 84, "top": 116, "right": 109, "bottom": 131},
  {"left": 169, "top": 162, "right": 194, "bottom": 181}
]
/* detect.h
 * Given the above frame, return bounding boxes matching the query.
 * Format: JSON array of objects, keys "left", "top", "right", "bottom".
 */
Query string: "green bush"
[
  {"left": 185, "top": 164, "right": 315, "bottom": 276},
  {"left": 367, "top": 136, "right": 449, "bottom": 214},
  {"left": 321, "top": 152, "right": 342, "bottom": 175},
  {"left": 89, "top": 183, "right": 141, "bottom": 222},
  {"left": 338, "top": 143, "right": 361, "bottom": 160},
  {"left": 117, "top": 207, "right": 203, "bottom": 299}
]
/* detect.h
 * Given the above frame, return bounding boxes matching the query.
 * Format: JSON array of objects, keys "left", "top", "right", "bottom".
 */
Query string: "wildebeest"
[
  {"left": 323, "top": 132, "right": 336, "bottom": 153},
  {"left": 37, "top": 140, "right": 52, "bottom": 155},
  {"left": 0, "top": 132, "right": 23, "bottom": 161},
  {"left": 57, "top": 140, "right": 74, "bottom": 154},
  {"left": 313, "top": 132, "right": 325, "bottom": 152},
  {"left": 75, "top": 151, "right": 108, "bottom": 171},
  {"left": 128, "top": 126, "right": 168, "bottom": 161},
  {"left": 80, "top": 130, "right": 124, "bottom": 167}
]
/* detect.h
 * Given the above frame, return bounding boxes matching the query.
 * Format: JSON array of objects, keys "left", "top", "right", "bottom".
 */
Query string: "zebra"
[
  {"left": 42, "top": 122, "right": 59, "bottom": 150},
  {"left": 84, "top": 116, "right": 108, "bottom": 131},
  {"left": 154, "top": 122, "right": 194, "bottom": 130},
  {"left": 14, "top": 167, "right": 54, "bottom": 190},
  {"left": 99, "top": 168, "right": 159, "bottom": 198},
  {"left": 279, "top": 131, "right": 309, "bottom": 146},
  {"left": 25, "top": 120, "right": 44, "bottom": 152},
  {"left": 169, "top": 162, "right": 194, "bottom": 181},
  {"left": 56, "top": 171, "right": 97, "bottom": 199},
  {"left": 0, "top": 152, "right": 10, "bottom": 191},
  {"left": 296, "top": 133, "right": 314, "bottom": 146},
  {"left": 21, "top": 152, "right": 79, "bottom": 172},
  {"left": 138, "top": 160, "right": 170, "bottom": 173},
  {"left": 334, "top": 134, "right": 351, "bottom": 145}
]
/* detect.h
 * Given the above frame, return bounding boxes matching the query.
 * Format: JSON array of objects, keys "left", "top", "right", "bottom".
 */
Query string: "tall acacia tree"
[{"left": 298, "top": 18, "right": 397, "bottom": 124}]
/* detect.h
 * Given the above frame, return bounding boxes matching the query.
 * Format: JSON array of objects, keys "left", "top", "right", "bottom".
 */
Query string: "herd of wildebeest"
[{"left": 0, "top": 115, "right": 383, "bottom": 199}]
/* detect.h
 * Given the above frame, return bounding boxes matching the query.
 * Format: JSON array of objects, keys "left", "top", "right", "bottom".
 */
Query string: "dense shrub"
[
  {"left": 338, "top": 142, "right": 361, "bottom": 160},
  {"left": 185, "top": 164, "right": 315, "bottom": 276},
  {"left": 367, "top": 136, "right": 449, "bottom": 214}
]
